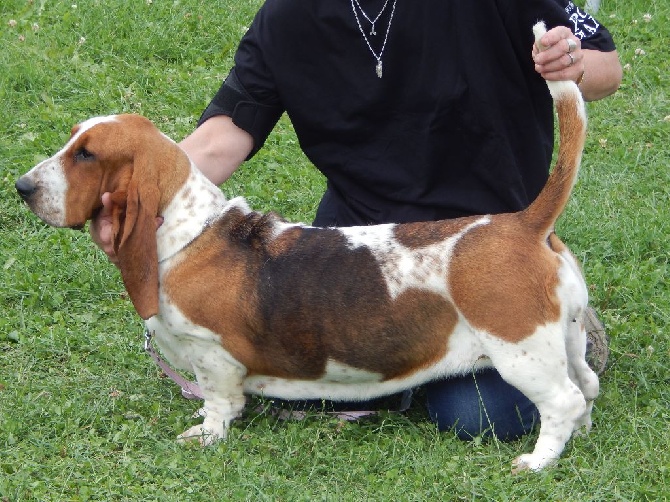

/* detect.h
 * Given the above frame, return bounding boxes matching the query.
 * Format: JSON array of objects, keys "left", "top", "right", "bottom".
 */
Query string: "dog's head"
[
  {"left": 16, "top": 114, "right": 190, "bottom": 319},
  {"left": 16, "top": 115, "right": 169, "bottom": 227}
]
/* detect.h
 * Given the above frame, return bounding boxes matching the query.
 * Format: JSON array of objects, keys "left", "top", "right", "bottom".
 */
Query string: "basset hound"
[{"left": 16, "top": 23, "right": 599, "bottom": 472}]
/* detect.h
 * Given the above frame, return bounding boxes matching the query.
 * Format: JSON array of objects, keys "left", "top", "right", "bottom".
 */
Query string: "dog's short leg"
[
  {"left": 485, "top": 324, "right": 588, "bottom": 472},
  {"left": 176, "top": 342, "right": 246, "bottom": 446}
]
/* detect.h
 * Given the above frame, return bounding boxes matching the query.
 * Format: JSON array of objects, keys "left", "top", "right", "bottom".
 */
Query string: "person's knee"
[
  {"left": 425, "top": 371, "right": 539, "bottom": 441},
  {"left": 429, "top": 408, "right": 535, "bottom": 441}
]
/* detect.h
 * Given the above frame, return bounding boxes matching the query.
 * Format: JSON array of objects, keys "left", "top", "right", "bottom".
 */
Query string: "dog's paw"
[
  {"left": 191, "top": 407, "right": 207, "bottom": 419},
  {"left": 177, "top": 424, "right": 221, "bottom": 447},
  {"left": 572, "top": 402, "right": 594, "bottom": 436},
  {"left": 511, "top": 453, "right": 557, "bottom": 474}
]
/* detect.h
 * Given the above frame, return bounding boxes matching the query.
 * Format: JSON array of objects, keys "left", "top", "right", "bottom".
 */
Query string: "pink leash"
[{"left": 144, "top": 329, "right": 204, "bottom": 400}]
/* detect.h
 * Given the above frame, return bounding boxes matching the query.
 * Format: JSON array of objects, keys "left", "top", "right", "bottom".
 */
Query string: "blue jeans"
[{"left": 426, "top": 369, "right": 539, "bottom": 440}]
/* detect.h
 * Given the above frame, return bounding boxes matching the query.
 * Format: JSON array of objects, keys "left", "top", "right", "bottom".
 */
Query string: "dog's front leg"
[{"left": 176, "top": 342, "right": 246, "bottom": 446}]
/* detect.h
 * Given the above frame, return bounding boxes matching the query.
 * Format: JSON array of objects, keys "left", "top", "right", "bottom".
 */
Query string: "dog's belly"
[{"left": 243, "top": 350, "right": 492, "bottom": 402}]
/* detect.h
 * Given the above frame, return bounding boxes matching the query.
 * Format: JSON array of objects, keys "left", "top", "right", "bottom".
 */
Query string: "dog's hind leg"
[
  {"left": 483, "top": 323, "right": 588, "bottom": 472},
  {"left": 556, "top": 246, "right": 599, "bottom": 432},
  {"left": 565, "top": 313, "right": 600, "bottom": 433}
]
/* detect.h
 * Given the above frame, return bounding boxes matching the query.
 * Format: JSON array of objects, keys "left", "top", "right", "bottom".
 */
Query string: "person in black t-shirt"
[{"left": 92, "top": 0, "right": 621, "bottom": 440}]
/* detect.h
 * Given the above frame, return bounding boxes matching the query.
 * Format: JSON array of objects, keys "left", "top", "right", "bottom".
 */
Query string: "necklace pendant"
[
  {"left": 370, "top": 23, "right": 376, "bottom": 36},
  {"left": 376, "top": 60, "right": 382, "bottom": 78}
]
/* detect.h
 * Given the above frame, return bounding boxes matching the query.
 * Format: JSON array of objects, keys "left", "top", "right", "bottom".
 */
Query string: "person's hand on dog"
[
  {"left": 90, "top": 192, "right": 119, "bottom": 265},
  {"left": 90, "top": 192, "right": 163, "bottom": 266},
  {"left": 533, "top": 25, "right": 621, "bottom": 101}
]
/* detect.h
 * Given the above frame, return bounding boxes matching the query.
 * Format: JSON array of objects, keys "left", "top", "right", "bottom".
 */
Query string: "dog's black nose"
[{"left": 15, "top": 177, "right": 37, "bottom": 200}]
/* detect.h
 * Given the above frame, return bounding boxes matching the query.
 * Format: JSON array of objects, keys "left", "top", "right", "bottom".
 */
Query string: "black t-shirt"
[{"left": 201, "top": 0, "right": 615, "bottom": 225}]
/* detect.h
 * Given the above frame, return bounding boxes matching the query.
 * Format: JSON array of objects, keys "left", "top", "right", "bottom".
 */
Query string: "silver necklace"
[
  {"left": 350, "top": 0, "right": 398, "bottom": 78},
  {"left": 352, "top": 0, "right": 390, "bottom": 35}
]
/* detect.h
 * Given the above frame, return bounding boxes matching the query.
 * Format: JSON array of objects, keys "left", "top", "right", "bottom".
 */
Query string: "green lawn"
[{"left": 1, "top": 0, "right": 668, "bottom": 500}]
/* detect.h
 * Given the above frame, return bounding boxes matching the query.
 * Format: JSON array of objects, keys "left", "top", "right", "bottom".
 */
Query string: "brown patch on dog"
[
  {"left": 219, "top": 209, "right": 306, "bottom": 257},
  {"left": 265, "top": 226, "right": 304, "bottom": 257},
  {"left": 548, "top": 232, "right": 568, "bottom": 254},
  {"left": 393, "top": 217, "right": 480, "bottom": 249},
  {"left": 448, "top": 214, "right": 561, "bottom": 342},
  {"left": 165, "top": 213, "right": 456, "bottom": 381},
  {"left": 329, "top": 288, "right": 457, "bottom": 378},
  {"left": 229, "top": 211, "right": 286, "bottom": 247},
  {"left": 521, "top": 93, "right": 586, "bottom": 235},
  {"left": 162, "top": 211, "right": 265, "bottom": 365},
  {"left": 548, "top": 232, "right": 585, "bottom": 277}
]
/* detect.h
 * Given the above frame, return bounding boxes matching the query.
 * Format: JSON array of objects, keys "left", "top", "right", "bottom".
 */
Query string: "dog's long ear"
[{"left": 111, "top": 164, "right": 160, "bottom": 320}]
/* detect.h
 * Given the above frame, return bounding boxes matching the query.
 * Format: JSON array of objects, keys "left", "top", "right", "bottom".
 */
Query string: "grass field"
[{"left": 1, "top": 0, "right": 668, "bottom": 500}]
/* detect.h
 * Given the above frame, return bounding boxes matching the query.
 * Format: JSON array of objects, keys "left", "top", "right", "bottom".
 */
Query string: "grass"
[{"left": 0, "top": 0, "right": 668, "bottom": 500}]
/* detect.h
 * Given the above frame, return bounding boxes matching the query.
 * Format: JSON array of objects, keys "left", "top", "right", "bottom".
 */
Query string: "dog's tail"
[{"left": 522, "top": 22, "right": 587, "bottom": 239}]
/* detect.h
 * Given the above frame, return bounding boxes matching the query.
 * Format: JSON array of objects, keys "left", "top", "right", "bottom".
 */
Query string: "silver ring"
[
  {"left": 566, "top": 38, "right": 577, "bottom": 53},
  {"left": 567, "top": 52, "right": 575, "bottom": 66}
]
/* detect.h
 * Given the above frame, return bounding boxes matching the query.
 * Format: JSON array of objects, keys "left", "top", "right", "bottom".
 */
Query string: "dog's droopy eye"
[{"left": 74, "top": 148, "right": 95, "bottom": 162}]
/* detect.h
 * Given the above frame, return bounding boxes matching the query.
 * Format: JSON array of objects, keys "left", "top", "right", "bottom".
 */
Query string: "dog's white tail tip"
[{"left": 533, "top": 21, "right": 548, "bottom": 43}]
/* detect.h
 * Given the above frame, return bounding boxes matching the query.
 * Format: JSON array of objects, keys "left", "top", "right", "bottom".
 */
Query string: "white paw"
[
  {"left": 511, "top": 453, "right": 557, "bottom": 474},
  {"left": 176, "top": 424, "right": 222, "bottom": 446}
]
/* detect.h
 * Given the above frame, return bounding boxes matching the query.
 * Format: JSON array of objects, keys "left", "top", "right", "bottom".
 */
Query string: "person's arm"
[
  {"left": 532, "top": 26, "right": 622, "bottom": 102},
  {"left": 179, "top": 115, "right": 254, "bottom": 185},
  {"left": 574, "top": 48, "right": 621, "bottom": 101}
]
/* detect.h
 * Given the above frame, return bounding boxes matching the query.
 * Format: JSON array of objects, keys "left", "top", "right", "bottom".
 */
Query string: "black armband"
[{"left": 197, "top": 68, "right": 283, "bottom": 159}]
